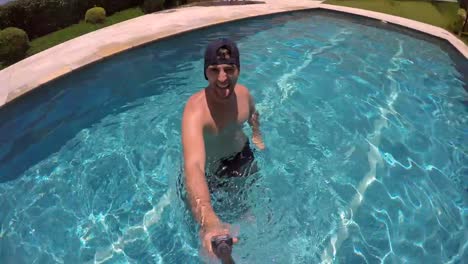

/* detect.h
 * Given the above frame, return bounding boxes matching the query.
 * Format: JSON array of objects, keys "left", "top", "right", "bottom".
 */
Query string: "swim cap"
[{"left": 204, "top": 38, "right": 240, "bottom": 80}]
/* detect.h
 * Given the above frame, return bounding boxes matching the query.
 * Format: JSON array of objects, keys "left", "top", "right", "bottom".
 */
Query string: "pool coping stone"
[{"left": 0, "top": 0, "right": 466, "bottom": 107}]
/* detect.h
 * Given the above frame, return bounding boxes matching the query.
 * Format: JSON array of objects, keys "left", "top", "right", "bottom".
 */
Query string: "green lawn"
[
  {"left": 324, "top": 0, "right": 467, "bottom": 43},
  {"left": 27, "top": 7, "right": 145, "bottom": 56},
  {"left": 1, "top": 1, "right": 466, "bottom": 71},
  {"left": 0, "top": 7, "right": 144, "bottom": 70}
]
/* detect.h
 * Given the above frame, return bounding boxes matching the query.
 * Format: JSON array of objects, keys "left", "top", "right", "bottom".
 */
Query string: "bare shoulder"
[
  {"left": 184, "top": 89, "right": 204, "bottom": 111},
  {"left": 235, "top": 83, "right": 253, "bottom": 98},
  {"left": 236, "top": 84, "right": 256, "bottom": 108},
  {"left": 182, "top": 90, "right": 206, "bottom": 126}
]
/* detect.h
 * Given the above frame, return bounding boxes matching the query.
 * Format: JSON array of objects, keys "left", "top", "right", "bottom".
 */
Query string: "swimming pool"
[{"left": 0, "top": 9, "right": 466, "bottom": 263}]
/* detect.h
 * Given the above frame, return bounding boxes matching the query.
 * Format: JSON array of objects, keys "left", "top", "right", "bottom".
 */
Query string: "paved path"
[{"left": 0, "top": 0, "right": 466, "bottom": 107}]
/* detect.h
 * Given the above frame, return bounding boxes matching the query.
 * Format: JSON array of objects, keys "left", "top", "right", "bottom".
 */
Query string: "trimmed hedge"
[
  {"left": 447, "top": 8, "right": 465, "bottom": 33},
  {"left": 460, "top": 0, "right": 468, "bottom": 31},
  {"left": 0, "top": 27, "right": 30, "bottom": 64},
  {"left": 0, "top": 0, "right": 145, "bottom": 38},
  {"left": 165, "top": 0, "right": 188, "bottom": 8},
  {"left": 85, "top": 6, "right": 106, "bottom": 24},
  {"left": 143, "top": 0, "right": 165, "bottom": 13},
  {"left": 0, "top": 0, "right": 190, "bottom": 41}
]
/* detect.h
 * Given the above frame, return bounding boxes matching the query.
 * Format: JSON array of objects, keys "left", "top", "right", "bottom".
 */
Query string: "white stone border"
[
  {"left": 0, "top": 1, "right": 466, "bottom": 107},
  {"left": 321, "top": 4, "right": 468, "bottom": 58}
]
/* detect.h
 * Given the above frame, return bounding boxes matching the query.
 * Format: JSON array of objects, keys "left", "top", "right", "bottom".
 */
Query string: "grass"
[
  {"left": 1, "top": 1, "right": 466, "bottom": 71},
  {"left": 324, "top": 0, "right": 468, "bottom": 44},
  {"left": 27, "top": 7, "right": 145, "bottom": 56},
  {"left": 1, "top": 7, "right": 144, "bottom": 71}
]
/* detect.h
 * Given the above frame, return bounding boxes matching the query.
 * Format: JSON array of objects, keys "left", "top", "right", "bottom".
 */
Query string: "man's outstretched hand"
[{"left": 200, "top": 221, "right": 239, "bottom": 258}]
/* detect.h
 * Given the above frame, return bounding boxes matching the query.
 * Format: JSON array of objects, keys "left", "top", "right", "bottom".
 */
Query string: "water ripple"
[{"left": 1, "top": 10, "right": 466, "bottom": 264}]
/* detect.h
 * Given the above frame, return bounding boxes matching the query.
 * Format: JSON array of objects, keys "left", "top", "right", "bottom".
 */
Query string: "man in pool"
[{"left": 181, "top": 38, "right": 265, "bottom": 257}]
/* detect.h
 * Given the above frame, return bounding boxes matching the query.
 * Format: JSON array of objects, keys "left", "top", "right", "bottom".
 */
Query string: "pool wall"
[{"left": 0, "top": 0, "right": 466, "bottom": 108}]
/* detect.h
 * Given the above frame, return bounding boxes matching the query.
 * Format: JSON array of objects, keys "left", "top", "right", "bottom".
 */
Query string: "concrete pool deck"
[{"left": 0, "top": 0, "right": 467, "bottom": 107}]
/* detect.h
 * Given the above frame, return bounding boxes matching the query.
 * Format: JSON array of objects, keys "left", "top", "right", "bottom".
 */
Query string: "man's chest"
[{"left": 207, "top": 107, "right": 249, "bottom": 135}]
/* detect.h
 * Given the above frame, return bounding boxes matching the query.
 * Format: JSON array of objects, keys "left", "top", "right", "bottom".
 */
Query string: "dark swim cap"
[{"left": 204, "top": 38, "right": 240, "bottom": 80}]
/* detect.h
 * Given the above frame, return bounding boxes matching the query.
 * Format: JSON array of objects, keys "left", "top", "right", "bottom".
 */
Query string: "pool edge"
[{"left": 0, "top": 2, "right": 467, "bottom": 108}]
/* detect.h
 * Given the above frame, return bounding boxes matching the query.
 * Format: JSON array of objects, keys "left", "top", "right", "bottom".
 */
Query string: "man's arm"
[
  {"left": 181, "top": 103, "right": 220, "bottom": 229},
  {"left": 248, "top": 93, "right": 265, "bottom": 150}
]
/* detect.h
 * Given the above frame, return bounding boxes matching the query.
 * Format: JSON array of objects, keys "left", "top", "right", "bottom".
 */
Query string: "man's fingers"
[
  {"left": 203, "top": 239, "right": 216, "bottom": 258},
  {"left": 201, "top": 224, "right": 238, "bottom": 257}
]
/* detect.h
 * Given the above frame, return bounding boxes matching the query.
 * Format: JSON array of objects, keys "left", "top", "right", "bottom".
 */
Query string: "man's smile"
[{"left": 216, "top": 82, "right": 229, "bottom": 89}]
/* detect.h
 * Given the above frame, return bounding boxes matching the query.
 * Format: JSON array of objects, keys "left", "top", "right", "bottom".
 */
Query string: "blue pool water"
[{"left": 0, "top": 10, "right": 467, "bottom": 263}]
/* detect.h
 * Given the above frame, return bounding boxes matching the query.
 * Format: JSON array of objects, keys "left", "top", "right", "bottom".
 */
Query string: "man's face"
[{"left": 206, "top": 64, "right": 239, "bottom": 100}]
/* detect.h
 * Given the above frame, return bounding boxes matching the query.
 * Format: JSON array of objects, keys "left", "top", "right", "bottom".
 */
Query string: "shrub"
[
  {"left": 459, "top": 8, "right": 468, "bottom": 33},
  {"left": 448, "top": 8, "right": 467, "bottom": 34},
  {"left": 165, "top": 0, "right": 188, "bottom": 8},
  {"left": 0, "top": 0, "right": 73, "bottom": 39},
  {"left": 142, "top": 0, "right": 165, "bottom": 13},
  {"left": 0, "top": 0, "right": 145, "bottom": 39},
  {"left": 0, "top": 27, "right": 30, "bottom": 64},
  {"left": 85, "top": 7, "right": 106, "bottom": 24}
]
